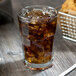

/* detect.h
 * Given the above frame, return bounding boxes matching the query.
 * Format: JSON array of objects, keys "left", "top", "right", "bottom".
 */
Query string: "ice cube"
[
  {"left": 41, "top": 24, "right": 47, "bottom": 27},
  {"left": 27, "top": 9, "right": 43, "bottom": 17},
  {"left": 30, "top": 17, "right": 38, "bottom": 24}
]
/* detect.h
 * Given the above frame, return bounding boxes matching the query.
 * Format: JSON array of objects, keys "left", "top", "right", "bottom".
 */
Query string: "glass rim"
[{"left": 18, "top": 5, "right": 58, "bottom": 20}]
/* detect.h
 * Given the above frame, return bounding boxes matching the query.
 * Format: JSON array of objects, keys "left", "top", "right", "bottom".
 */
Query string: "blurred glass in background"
[{"left": 0, "top": 0, "right": 13, "bottom": 25}]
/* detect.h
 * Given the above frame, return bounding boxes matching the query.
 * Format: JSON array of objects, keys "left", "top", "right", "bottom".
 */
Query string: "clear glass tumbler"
[{"left": 18, "top": 5, "right": 57, "bottom": 70}]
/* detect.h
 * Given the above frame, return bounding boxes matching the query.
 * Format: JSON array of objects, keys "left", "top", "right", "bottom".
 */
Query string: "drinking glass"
[{"left": 18, "top": 5, "right": 57, "bottom": 70}]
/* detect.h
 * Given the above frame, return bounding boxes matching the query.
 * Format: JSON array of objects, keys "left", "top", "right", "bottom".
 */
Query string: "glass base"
[{"left": 24, "top": 59, "right": 53, "bottom": 70}]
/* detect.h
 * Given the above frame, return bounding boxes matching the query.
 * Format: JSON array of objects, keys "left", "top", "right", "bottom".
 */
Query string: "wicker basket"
[{"left": 58, "top": 11, "right": 76, "bottom": 42}]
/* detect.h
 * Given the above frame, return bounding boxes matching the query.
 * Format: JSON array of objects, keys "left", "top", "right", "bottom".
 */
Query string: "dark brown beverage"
[{"left": 18, "top": 9, "right": 57, "bottom": 64}]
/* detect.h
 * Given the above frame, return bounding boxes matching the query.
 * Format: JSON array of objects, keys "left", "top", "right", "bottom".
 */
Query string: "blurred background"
[
  {"left": 0, "top": 0, "right": 13, "bottom": 25},
  {"left": 0, "top": 0, "right": 76, "bottom": 76}
]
